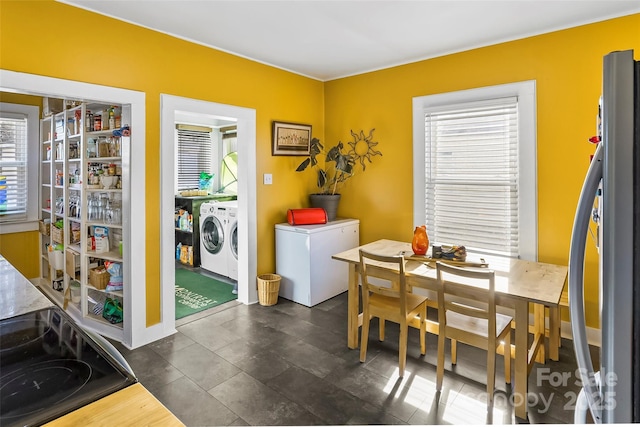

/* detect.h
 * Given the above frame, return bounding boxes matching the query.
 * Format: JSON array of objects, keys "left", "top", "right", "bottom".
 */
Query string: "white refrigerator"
[
  {"left": 569, "top": 49, "right": 639, "bottom": 423},
  {"left": 275, "top": 219, "right": 359, "bottom": 307}
]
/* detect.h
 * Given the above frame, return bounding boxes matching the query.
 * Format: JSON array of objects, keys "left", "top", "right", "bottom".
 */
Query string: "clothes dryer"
[
  {"left": 199, "top": 202, "right": 228, "bottom": 276},
  {"left": 218, "top": 201, "right": 238, "bottom": 281}
]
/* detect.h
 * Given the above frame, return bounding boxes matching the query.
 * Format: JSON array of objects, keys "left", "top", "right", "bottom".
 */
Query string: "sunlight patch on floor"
[
  {"left": 442, "top": 390, "right": 508, "bottom": 424},
  {"left": 382, "top": 368, "right": 438, "bottom": 408}
]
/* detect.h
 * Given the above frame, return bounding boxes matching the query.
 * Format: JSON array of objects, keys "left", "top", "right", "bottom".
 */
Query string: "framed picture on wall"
[{"left": 272, "top": 121, "right": 312, "bottom": 156}]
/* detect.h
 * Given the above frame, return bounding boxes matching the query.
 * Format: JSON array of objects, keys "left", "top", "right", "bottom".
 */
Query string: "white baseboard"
[
  {"left": 526, "top": 312, "right": 601, "bottom": 347},
  {"left": 560, "top": 319, "right": 601, "bottom": 348}
]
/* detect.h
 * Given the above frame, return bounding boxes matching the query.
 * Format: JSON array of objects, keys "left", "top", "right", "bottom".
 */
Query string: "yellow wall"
[
  {"left": 0, "top": 0, "right": 324, "bottom": 325},
  {"left": 1, "top": 0, "right": 638, "bottom": 329},
  {"left": 325, "top": 14, "right": 640, "bottom": 327}
]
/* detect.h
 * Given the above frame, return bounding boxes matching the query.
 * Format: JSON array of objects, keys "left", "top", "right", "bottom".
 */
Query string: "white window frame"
[
  {"left": 412, "top": 81, "right": 537, "bottom": 261},
  {"left": 0, "top": 102, "right": 39, "bottom": 234}
]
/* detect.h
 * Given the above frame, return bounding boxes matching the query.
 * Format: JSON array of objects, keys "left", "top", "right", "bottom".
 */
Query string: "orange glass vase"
[{"left": 412, "top": 225, "right": 429, "bottom": 255}]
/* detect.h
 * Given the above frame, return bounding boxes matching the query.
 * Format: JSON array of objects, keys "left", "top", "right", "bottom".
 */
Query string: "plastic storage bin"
[{"left": 48, "top": 249, "right": 64, "bottom": 270}]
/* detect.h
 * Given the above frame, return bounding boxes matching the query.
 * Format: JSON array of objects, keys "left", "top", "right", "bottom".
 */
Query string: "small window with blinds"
[
  {"left": 0, "top": 112, "right": 28, "bottom": 219},
  {"left": 176, "top": 124, "right": 214, "bottom": 191},
  {"left": 425, "top": 98, "right": 519, "bottom": 257}
]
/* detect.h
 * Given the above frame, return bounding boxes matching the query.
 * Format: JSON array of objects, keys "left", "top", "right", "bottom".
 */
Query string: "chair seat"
[
  {"left": 446, "top": 311, "right": 512, "bottom": 338},
  {"left": 370, "top": 293, "right": 428, "bottom": 317}
]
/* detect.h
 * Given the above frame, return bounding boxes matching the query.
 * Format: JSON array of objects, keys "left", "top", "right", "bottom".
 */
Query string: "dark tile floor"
[{"left": 111, "top": 292, "right": 596, "bottom": 425}]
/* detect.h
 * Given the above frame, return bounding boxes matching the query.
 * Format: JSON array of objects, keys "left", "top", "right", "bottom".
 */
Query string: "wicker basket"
[
  {"left": 257, "top": 274, "right": 281, "bottom": 306},
  {"left": 51, "top": 226, "right": 63, "bottom": 244},
  {"left": 39, "top": 220, "right": 50, "bottom": 236},
  {"left": 89, "top": 267, "right": 110, "bottom": 290}
]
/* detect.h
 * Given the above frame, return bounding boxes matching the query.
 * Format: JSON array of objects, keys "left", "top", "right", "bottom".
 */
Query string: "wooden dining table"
[{"left": 332, "top": 239, "right": 568, "bottom": 420}]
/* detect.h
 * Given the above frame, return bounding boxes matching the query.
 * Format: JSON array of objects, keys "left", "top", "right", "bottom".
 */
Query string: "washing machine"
[
  {"left": 218, "top": 201, "right": 238, "bottom": 281},
  {"left": 199, "top": 202, "right": 228, "bottom": 276}
]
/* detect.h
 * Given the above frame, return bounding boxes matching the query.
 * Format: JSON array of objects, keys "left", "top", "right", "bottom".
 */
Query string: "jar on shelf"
[
  {"left": 87, "top": 138, "right": 97, "bottom": 158},
  {"left": 97, "top": 136, "right": 109, "bottom": 157},
  {"left": 108, "top": 137, "right": 118, "bottom": 157}
]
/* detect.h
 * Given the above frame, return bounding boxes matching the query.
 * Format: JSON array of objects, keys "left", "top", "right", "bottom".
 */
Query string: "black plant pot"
[{"left": 309, "top": 194, "right": 341, "bottom": 222}]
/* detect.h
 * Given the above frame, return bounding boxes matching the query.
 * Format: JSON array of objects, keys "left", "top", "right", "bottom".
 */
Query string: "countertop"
[
  {"left": 44, "top": 383, "right": 184, "bottom": 426},
  {"left": 0, "top": 255, "right": 54, "bottom": 320}
]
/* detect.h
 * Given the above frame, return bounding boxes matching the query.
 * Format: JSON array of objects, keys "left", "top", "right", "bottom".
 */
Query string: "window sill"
[{"left": 0, "top": 220, "right": 39, "bottom": 234}]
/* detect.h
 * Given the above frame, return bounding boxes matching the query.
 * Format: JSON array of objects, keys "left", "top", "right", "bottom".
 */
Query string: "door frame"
[
  {"left": 160, "top": 95, "right": 257, "bottom": 329},
  {"left": 0, "top": 69, "right": 157, "bottom": 348}
]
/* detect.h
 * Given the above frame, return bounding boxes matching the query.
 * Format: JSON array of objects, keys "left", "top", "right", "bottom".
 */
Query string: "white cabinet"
[{"left": 275, "top": 219, "right": 359, "bottom": 307}]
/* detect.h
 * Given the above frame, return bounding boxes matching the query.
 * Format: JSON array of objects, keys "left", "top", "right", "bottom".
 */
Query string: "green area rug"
[{"left": 175, "top": 269, "right": 237, "bottom": 319}]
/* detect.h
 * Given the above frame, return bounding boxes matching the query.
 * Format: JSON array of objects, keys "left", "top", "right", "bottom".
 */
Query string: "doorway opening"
[
  {"left": 174, "top": 115, "right": 238, "bottom": 319},
  {"left": 160, "top": 95, "right": 257, "bottom": 331}
]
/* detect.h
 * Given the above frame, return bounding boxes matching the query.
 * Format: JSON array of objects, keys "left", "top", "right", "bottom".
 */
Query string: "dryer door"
[
  {"left": 201, "top": 215, "right": 225, "bottom": 255},
  {"left": 229, "top": 221, "right": 238, "bottom": 260}
]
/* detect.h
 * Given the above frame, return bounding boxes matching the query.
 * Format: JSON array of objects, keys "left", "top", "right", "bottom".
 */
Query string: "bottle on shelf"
[
  {"left": 74, "top": 110, "right": 82, "bottom": 135},
  {"left": 108, "top": 107, "right": 115, "bottom": 131},
  {"left": 86, "top": 110, "right": 93, "bottom": 132},
  {"left": 102, "top": 109, "right": 109, "bottom": 130}
]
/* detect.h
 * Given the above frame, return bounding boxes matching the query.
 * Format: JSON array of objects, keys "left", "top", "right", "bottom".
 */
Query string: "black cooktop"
[{"left": 0, "top": 307, "right": 136, "bottom": 427}]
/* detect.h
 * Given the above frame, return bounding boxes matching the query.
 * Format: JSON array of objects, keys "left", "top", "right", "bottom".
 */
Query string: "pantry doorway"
[{"left": 160, "top": 95, "right": 257, "bottom": 330}]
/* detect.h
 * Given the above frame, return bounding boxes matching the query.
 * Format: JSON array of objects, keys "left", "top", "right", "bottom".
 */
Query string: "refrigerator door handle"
[
  {"left": 574, "top": 372, "right": 602, "bottom": 424},
  {"left": 568, "top": 142, "right": 604, "bottom": 423}
]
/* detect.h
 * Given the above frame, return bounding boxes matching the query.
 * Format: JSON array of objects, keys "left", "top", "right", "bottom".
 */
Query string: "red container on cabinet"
[{"left": 287, "top": 208, "right": 327, "bottom": 225}]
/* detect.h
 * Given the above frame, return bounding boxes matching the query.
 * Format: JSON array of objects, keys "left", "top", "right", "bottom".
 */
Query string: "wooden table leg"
[
  {"left": 514, "top": 299, "right": 529, "bottom": 420},
  {"left": 534, "top": 303, "right": 546, "bottom": 363},
  {"left": 347, "top": 264, "right": 359, "bottom": 349},
  {"left": 548, "top": 305, "right": 560, "bottom": 361}
]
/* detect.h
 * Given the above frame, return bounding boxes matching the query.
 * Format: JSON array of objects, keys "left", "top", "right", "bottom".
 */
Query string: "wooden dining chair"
[
  {"left": 435, "top": 261, "right": 512, "bottom": 405},
  {"left": 358, "top": 249, "right": 429, "bottom": 377}
]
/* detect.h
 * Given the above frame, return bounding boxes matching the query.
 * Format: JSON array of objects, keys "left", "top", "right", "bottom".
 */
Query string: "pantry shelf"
[
  {"left": 86, "top": 221, "right": 123, "bottom": 229},
  {"left": 39, "top": 99, "right": 130, "bottom": 346},
  {"left": 86, "top": 249, "right": 123, "bottom": 262}
]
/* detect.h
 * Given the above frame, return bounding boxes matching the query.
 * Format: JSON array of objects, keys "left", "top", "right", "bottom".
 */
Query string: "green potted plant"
[{"left": 296, "top": 129, "right": 381, "bottom": 221}]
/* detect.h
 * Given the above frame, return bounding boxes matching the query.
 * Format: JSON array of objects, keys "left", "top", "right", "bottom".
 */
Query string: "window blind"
[
  {"left": 176, "top": 124, "right": 213, "bottom": 191},
  {"left": 0, "top": 113, "right": 28, "bottom": 219},
  {"left": 424, "top": 97, "right": 519, "bottom": 257}
]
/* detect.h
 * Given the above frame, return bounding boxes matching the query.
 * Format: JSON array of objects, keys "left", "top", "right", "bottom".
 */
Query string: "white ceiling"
[{"left": 60, "top": 0, "right": 640, "bottom": 81}]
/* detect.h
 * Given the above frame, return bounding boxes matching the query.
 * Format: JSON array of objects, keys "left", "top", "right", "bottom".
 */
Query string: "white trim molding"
[{"left": 160, "top": 94, "right": 258, "bottom": 338}]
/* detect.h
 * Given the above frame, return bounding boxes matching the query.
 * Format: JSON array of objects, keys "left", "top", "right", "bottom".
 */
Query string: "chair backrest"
[
  {"left": 435, "top": 261, "right": 496, "bottom": 333},
  {"left": 359, "top": 249, "right": 408, "bottom": 313}
]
